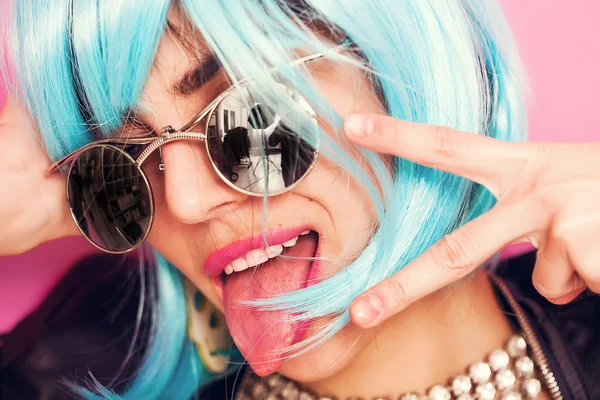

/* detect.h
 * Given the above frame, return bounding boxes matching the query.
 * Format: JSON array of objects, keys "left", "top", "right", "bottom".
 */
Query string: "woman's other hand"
[
  {"left": 344, "top": 113, "right": 600, "bottom": 329},
  {"left": 0, "top": 98, "right": 78, "bottom": 256}
]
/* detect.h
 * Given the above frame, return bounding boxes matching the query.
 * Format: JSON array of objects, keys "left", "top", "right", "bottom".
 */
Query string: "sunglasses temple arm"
[{"left": 46, "top": 152, "right": 80, "bottom": 175}]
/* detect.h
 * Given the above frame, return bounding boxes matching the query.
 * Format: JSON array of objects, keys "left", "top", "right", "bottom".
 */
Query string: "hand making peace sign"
[{"left": 344, "top": 113, "right": 600, "bottom": 329}]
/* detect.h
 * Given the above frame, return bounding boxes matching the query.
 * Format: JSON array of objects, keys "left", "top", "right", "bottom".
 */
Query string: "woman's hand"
[
  {"left": 344, "top": 113, "right": 600, "bottom": 329},
  {"left": 0, "top": 98, "right": 77, "bottom": 256}
]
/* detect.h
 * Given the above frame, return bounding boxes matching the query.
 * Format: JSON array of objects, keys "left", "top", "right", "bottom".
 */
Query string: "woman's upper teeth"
[
  {"left": 224, "top": 244, "right": 284, "bottom": 274},
  {"left": 223, "top": 230, "right": 311, "bottom": 275},
  {"left": 282, "top": 237, "right": 298, "bottom": 247}
]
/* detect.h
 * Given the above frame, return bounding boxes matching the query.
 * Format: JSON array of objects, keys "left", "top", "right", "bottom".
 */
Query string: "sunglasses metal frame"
[{"left": 46, "top": 48, "right": 340, "bottom": 254}]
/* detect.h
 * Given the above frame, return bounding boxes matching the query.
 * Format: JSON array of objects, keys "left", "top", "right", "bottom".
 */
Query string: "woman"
[{"left": 1, "top": 0, "right": 599, "bottom": 399}]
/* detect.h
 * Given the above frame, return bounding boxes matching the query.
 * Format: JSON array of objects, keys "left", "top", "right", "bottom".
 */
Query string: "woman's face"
[{"left": 134, "top": 13, "right": 385, "bottom": 381}]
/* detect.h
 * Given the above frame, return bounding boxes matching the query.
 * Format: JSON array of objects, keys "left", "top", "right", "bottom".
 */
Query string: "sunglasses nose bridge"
[{"left": 136, "top": 127, "right": 207, "bottom": 168}]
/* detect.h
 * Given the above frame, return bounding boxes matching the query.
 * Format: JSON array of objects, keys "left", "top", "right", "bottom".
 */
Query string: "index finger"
[
  {"left": 349, "top": 200, "right": 534, "bottom": 329},
  {"left": 344, "top": 113, "right": 529, "bottom": 196}
]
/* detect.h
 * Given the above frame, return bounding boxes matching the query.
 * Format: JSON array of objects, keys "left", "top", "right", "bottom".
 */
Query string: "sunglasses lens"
[
  {"left": 206, "top": 85, "right": 319, "bottom": 194},
  {"left": 67, "top": 145, "right": 153, "bottom": 253}
]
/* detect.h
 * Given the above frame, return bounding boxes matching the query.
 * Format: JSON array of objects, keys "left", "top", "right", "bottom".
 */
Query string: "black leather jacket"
[
  {"left": 1, "top": 252, "right": 598, "bottom": 400},
  {"left": 492, "top": 252, "right": 600, "bottom": 400}
]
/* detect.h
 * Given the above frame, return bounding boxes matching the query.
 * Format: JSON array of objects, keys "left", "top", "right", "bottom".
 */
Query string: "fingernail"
[
  {"left": 351, "top": 294, "right": 384, "bottom": 327},
  {"left": 345, "top": 115, "right": 377, "bottom": 138}
]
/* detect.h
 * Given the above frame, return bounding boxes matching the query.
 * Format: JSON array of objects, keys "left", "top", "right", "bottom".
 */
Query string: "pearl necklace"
[{"left": 235, "top": 334, "right": 544, "bottom": 400}]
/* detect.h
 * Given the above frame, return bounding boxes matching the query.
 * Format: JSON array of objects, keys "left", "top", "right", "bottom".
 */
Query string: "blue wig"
[{"left": 2, "top": 0, "right": 526, "bottom": 398}]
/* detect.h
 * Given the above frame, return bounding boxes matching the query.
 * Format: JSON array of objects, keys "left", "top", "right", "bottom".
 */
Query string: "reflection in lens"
[
  {"left": 206, "top": 85, "right": 318, "bottom": 194},
  {"left": 67, "top": 146, "right": 152, "bottom": 253}
]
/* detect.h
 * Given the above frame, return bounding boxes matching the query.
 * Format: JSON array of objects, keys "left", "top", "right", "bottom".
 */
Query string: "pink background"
[{"left": 1, "top": 1, "right": 599, "bottom": 332}]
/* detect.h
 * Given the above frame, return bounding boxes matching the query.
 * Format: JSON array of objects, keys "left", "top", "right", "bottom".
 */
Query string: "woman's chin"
[{"left": 273, "top": 320, "right": 370, "bottom": 383}]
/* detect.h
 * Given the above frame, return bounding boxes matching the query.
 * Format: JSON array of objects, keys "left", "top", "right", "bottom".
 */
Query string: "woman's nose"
[{"left": 161, "top": 140, "right": 245, "bottom": 224}]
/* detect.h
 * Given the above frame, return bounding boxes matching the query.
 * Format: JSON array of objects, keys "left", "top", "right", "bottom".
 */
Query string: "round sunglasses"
[{"left": 47, "top": 51, "right": 332, "bottom": 254}]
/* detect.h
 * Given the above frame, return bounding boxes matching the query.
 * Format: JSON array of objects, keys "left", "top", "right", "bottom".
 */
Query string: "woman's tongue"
[{"left": 223, "top": 234, "right": 317, "bottom": 376}]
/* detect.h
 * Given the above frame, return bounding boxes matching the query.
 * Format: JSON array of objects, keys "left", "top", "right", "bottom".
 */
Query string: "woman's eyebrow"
[{"left": 173, "top": 54, "right": 222, "bottom": 96}]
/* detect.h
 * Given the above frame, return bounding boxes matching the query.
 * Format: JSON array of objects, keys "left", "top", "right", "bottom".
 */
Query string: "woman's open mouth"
[{"left": 204, "top": 227, "right": 320, "bottom": 376}]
